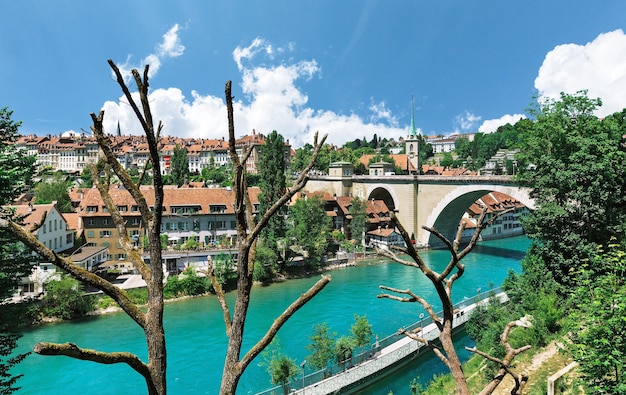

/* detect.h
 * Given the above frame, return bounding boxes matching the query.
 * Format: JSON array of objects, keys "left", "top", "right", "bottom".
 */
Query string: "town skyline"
[{"left": 3, "top": 1, "right": 626, "bottom": 148}]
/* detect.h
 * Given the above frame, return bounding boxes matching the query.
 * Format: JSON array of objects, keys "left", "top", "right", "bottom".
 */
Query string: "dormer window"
[{"left": 86, "top": 206, "right": 98, "bottom": 213}]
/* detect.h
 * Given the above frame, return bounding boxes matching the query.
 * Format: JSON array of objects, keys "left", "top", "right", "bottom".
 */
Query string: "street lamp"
[{"left": 300, "top": 359, "right": 307, "bottom": 394}]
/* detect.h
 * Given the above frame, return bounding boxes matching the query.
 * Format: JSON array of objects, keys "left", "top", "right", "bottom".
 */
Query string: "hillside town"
[{"left": 6, "top": 129, "right": 527, "bottom": 302}]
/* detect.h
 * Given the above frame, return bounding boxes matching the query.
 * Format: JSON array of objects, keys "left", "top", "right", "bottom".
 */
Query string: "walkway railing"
[{"left": 255, "top": 286, "right": 503, "bottom": 395}]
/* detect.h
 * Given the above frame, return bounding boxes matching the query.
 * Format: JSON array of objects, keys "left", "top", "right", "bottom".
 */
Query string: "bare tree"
[
  {"left": 378, "top": 209, "right": 532, "bottom": 395},
  {"left": 0, "top": 60, "right": 168, "bottom": 394},
  {"left": 210, "top": 81, "right": 331, "bottom": 395}
]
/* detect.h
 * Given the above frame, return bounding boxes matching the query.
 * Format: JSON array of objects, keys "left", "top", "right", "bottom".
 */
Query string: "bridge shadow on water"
[{"left": 462, "top": 242, "right": 528, "bottom": 261}]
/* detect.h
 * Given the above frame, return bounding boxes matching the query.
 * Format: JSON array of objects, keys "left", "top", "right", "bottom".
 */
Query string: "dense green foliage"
[
  {"left": 163, "top": 268, "right": 211, "bottom": 298},
  {"left": 568, "top": 243, "right": 626, "bottom": 393},
  {"left": 34, "top": 172, "right": 72, "bottom": 213},
  {"left": 517, "top": 91, "right": 626, "bottom": 289},
  {"left": 350, "top": 314, "right": 373, "bottom": 348},
  {"left": 287, "top": 195, "right": 331, "bottom": 264},
  {"left": 258, "top": 131, "right": 288, "bottom": 268},
  {"left": 306, "top": 323, "right": 336, "bottom": 370},
  {"left": 40, "top": 276, "right": 96, "bottom": 320},
  {"left": 348, "top": 197, "right": 367, "bottom": 244},
  {"left": 261, "top": 340, "right": 300, "bottom": 386},
  {"left": 0, "top": 107, "right": 37, "bottom": 394},
  {"left": 170, "top": 144, "right": 190, "bottom": 187},
  {"left": 252, "top": 245, "right": 279, "bottom": 284},
  {"left": 454, "top": 121, "right": 525, "bottom": 170}
]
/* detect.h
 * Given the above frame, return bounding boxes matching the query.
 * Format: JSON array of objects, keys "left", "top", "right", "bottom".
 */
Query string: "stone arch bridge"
[{"left": 305, "top": 175, "right": 534, "bottom": 248}]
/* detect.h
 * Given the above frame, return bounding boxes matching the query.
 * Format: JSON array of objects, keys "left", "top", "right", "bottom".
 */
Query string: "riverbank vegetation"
[{"left": 407, "top": 91, "right": 626, "bottom": 394}]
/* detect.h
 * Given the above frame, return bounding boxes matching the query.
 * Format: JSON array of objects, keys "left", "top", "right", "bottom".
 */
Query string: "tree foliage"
[
  {"left": 287, "top": 195, "right": 331, "bottom": 263},
  {"left": 34, "top": 173, "right": 72, "bottom": 213},
  {"left": 517, "top": 91, "right": 626, "bottom": 288},
  {"left": 569, "top": 243, "right": 626, "bottom": 394},
  {"left": 261, "top": 340, "right": 300, "bottom": 386},
  {"left": 0, "top": 107, "right": 36, "bottom": 395},
  {"left": 306, "top": 322, "right": 336, "bottom": 370},
  {"left": 348, "top": 197, "right": 367, "bottom": 244},
  {"left": 258, "top": 130, "right": 288, "bottom": 267},
  {"left": 170, "top": 144, "right": 189, "bottom": 187},
  {"left": 40, "top": 276, "right": 96, "bottom": 319},
  {"left": 350, "top": 314, "right": 373, "bottom": 348}
]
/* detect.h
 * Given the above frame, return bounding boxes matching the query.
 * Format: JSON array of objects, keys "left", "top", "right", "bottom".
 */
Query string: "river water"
[{"left": 13, "top": 236, "right": 530, "bottom": 394}]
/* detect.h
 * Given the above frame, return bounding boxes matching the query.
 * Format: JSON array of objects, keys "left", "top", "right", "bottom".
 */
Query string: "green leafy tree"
[
  {"left": 439, "top": 152, "right": 454, "bottom": 168},
  {"left": 34, "top": 173, "right": 72, "bottom": 212},
  {"left": 287, "top": 195, "right": 331, "bottom": 263},
  {"left": 348, "top": 197, "right": 367, "bottom": 245},
  {"left": 261, "top": 340, "right": 300, "bottom": 387},
  {"left": 350, "top": 314, "right": 373, "bottom": 348},
  {"left": 171, "top": 144, "right": 189, "bottom": 187},
  {"left": 253, "top": 245, "right": 278, "bottom": 283},
  {"left": 334, "top": 336, "right": 354, "bottom": 367},
  {"left": 258, "top": 131, "right": 288, "bottom": 267},
  {"left": 569, "top": 243, "right": 626, "bottom": 393},
  {"left": 0, "top": 107, "right": 37, "bottom": 394},
  {"left": 306, "top": 322, "right": 336, "bottom": 370},
  {"left": 517, "top": 91, "right": 626, "bottom": 288},
  {"left": 41, "top": 275, "right": 96, "bottom": 319}
]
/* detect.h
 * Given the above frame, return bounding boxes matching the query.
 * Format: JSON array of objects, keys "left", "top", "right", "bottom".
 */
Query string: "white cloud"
[
  {"left": 535, "top": 29, "right": 626, "bottom": 117},
  {"left": 478, "top": 114, "right": 526, "bottom": 134},
  {"left": 453, "top": 111, "right": 481, "bottom": 134},
  {"left": 102, "top": 37, "right": 409, "bottom": 147},
  {"left": 116, "top": 24, "right": 185, "bottom": 83}
]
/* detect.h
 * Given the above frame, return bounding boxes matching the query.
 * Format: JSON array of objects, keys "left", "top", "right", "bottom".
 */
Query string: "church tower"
[{"left": 405, "top": 95, "right": 419, "bottom": 174}]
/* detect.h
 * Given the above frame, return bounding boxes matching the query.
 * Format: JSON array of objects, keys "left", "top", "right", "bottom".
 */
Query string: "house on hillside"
[
  {"left": 461, "top": 191, "right": 528, "bottom": 241},
  {"left": 4, "top": 202, "right": 76, "bottom": 300}
]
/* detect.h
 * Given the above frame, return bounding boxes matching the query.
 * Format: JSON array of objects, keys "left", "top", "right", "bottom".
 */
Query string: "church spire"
[{"left": 410, "top": 94, "right": 416, "bottom": 137}]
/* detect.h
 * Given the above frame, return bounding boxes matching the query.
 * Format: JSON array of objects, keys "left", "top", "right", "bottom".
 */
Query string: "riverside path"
[{"left": 256, "top": 288, "right": 509, "bottom": 395}]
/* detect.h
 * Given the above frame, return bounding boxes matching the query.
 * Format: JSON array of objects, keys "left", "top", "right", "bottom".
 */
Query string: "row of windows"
[
  {"left": 41, "top": 218, "right": 65, "bottom": 233},
  {"left": 86, "top": 204, "right": 235, "bottom": 214},
  {"left": 163, "top": 220, "right": 234, "bottom": 231}
]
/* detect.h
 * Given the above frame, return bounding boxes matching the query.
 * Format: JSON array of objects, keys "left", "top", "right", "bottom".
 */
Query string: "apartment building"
[
  {"left": 462, "top": 191, "right": 528, "bottom": 241},
  {"left": 6, "top": 202, "right": 77, "bottom": 299},
  {"left": 77, "top": 185, "right": 261, "bottom": 271}
]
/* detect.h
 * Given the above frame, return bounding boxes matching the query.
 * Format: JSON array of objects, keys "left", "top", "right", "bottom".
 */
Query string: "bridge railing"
[{"left": 254, "top": 286, "right": 504, "bottom": 395}]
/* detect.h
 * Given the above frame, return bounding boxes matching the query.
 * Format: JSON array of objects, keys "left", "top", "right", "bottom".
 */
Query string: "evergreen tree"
[
  {"left": 171, "top": 144, "right": 189, "bottom": 187},
  {"left": 258, "top": 131, "right": 287, "bottom": 260},
  {"left": 348, "top": 197, "right": 367, "bottom": 245},
  {"left": 0, "top": 107, "right": 36, "bottom": 394}
]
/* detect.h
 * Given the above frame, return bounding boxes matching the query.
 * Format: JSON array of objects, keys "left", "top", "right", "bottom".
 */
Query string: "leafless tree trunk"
[
  {"left": 378, "top": 208, "right": 531, "bottom": 395},
  {"left": 213, "top": 81, "right": 331, "bottom": 395},
  {"left": 0, "top": 60, "right": 167, "bottom": 394}
]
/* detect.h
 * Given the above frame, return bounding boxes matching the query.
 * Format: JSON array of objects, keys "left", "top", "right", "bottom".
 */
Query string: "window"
[
  {"left": 87, "top": 206, "right": 98, "bottom": 213},
  {"left": 230, "top": 221, "right": 236, "bottom": 230},
  {"left": 102, "top": 219, "right": 110, "bottom": 225},
  {"left": 207, "top": 221, "right": 214, "bottom": 230},
  {"left": 193, "top": 219, "right": 200, "bottom": 231},
  {"left": 54, "top": 219, "right": 57, "bottom": 231},
  {"left": 66, "top": 234, "right": 72, "bottom": 244},
  {"left": 209, "top": 205, "right": 227, "bottom": 213},
  {"left": 118, "top": 205, "right": 127, "bottom": 212},
  {"left": 102, "top": 206, "right": 109, "bottom": 212},
  {"left": 179, "top": 222, "right": 189, "bottom": 231},
  {"left": 131, "top": 205, "right": 139, "bottom": 212},
  {"left": 43, "top": 224, "right": 46, "bottom": 233},
  {"left": 100, "top": 230, "right": 112, "bottom": 238},
  {"left": 165, "top": 222, "right": 178, "bottom": 231},
  {"left": 87, "top": 230, "right": 94, "bottom": 238},
  {"left": 88, "top": 219, "right": 95, "bottom": 225},
  {"left": 131, "top": 218, "right": 141, "bottom": 225},
  {"left": 216, "top": 221, "right": 227, "bottom": 229},
  {"left": 116, "top": 253, "right": 126, "bottom": 260}
]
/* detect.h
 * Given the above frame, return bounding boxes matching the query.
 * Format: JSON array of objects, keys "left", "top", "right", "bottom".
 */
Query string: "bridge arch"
[
  {"left": 365, "top": 185, "right": 398, "bottom": 212},
  {"left": 421, "top": 184, "right": 534, "bottom": 247}
]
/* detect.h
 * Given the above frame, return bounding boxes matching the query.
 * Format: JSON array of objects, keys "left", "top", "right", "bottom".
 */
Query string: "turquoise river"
[{"left": 13, "top": 235, "right": 531, "bottom": 394}]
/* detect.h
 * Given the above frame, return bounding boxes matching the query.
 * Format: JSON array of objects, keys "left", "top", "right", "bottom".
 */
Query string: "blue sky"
[{"left": 3, "top": 1, "right": 626, "bottom": 147}]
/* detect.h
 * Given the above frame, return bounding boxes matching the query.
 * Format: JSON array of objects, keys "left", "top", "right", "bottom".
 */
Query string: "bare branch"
[
  {"left": 398, "top": 328, "right": 450, "bottom": 368},
  {"left": 240, "top": 275, "right": 331, "bottom": 369},
  {"left": 207, "top": 265, "right": 232, "bottom": 335},
  {"left": 378, "top": 285, "right": 441, "bottom": 327},
  {"left": 34, "top": 342, "right": 154, "bottom": 391},
  {"left": 466, "top": 315, "right": 533, "bottom": 395},
  {"left": 0, "top": 219, "right": 147, "bottom": 328}
]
